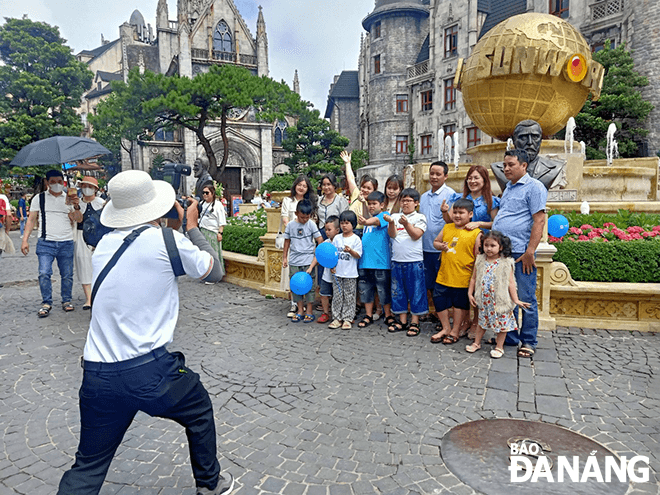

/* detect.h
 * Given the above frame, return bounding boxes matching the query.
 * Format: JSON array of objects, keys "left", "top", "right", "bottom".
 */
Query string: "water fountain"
[
  {"left": 437, "top": 129, "right": 444, "bottom": 162},
  {"left": 443, "top": 136, "right": 452, "bottom": 163},
  {"left": 564, "top": 117, "right": 576, "bottom": 154},
  {"left": 606, "top": 122, "right": 617, "bottom": 166}
]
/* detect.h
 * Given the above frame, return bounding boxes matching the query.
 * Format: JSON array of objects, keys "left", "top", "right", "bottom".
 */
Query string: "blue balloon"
[
  {"left": 548, "top": 214, "right": 569, "bottom": 238},
  {"left": 290, "top": 271, "right": 313, "bottom": 295},
  {"left": 315, "top": 242, "right": 339, "bottom": 269}
]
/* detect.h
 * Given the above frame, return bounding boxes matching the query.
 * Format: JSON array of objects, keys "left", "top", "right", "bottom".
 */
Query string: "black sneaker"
[{"left": 197, "top": 474, "right": 235, "bottom": 495}]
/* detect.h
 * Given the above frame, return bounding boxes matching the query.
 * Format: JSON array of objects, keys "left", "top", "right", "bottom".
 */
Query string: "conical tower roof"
[{"left": 362, "top": 0, "right": 429, "bottom": 31}]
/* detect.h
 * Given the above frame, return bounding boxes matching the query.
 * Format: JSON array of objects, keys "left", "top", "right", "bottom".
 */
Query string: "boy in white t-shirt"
[
  {"left": 329, "top": 211, "right": 362, "bottom": 330},
  {"left": 384, "top": 188, "right": 429, "bottom": 336}
]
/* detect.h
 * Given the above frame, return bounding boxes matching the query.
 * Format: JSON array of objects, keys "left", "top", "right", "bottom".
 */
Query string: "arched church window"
[
  {"left": 274, "top": 121, "right": 288, "bottom": 146},
  {"left": 213, "top": 20, "right": 232, "bottom": 53}
]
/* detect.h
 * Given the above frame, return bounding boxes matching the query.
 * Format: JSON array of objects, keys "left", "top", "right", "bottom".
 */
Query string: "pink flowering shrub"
[{"left": 550, "top": 223, "right": 660, "bottom": 243}]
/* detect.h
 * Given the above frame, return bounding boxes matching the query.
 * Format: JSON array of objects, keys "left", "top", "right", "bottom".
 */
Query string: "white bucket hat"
[{"left": 101, "top": 170, "right": 175, "bottom": 228}]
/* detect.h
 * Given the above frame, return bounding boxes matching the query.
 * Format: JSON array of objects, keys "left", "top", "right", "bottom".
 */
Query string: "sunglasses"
[{"left": 202, "top": 191, "right": 212, "bottom": 195}]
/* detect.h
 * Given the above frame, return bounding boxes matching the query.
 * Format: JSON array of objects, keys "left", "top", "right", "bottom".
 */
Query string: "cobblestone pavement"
[{"left": 0, "top": 230, "right": 658, "bottom": 494}]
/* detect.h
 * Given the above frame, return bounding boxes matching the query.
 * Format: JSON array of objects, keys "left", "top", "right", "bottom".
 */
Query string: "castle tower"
[
  {"left": 256, "top": 5, "right": 269, "bottom": 77},
  {"left": 360, "top": 0, "right": 429, "bottom": 177}
]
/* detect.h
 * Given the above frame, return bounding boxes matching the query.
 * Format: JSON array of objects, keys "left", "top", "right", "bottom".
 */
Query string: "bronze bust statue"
[
  {"left": 193, "top": 155, "right": 213, "bottom": 199},
  {"left": 491, "top": 120, "right": 566, "bottom": 191},
  {"left": 242, "top": 174, "right": 256, "bottom": 203}
]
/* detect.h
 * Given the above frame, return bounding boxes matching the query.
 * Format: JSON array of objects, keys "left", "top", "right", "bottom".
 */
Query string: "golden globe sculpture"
[{"left": 455, "top": 13, "right": 604, "bottom": 140}]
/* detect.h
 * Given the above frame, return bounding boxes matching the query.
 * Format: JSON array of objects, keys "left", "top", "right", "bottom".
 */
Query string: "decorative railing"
[
  {"left": 591, "top": 0, "right": 624, "bottom": 20},
  {"left": 190, "top": 49, "right": 257, "bottom": 67},
  {"left": 240, "top": 54, "right": 257, "bottom": 66},
  {"left": 407, "top": 60, "right": 429, "bottom": 80},
  {"left": 212, "top": 50, "right": 237, "bottom": 62}
]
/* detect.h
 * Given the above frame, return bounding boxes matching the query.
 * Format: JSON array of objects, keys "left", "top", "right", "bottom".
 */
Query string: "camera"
[
  {"left": 153, "top": 163, "right": 191, "bottom": 193},
  {"left": 152, "top": 163, "right": 192, "bottom": 219}
]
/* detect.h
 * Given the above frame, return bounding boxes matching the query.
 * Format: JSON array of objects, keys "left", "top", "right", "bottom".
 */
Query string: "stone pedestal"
[
  {"left": 535, "top": 213, "right": 557, "bottom": 331},
  {"left": 238, "top": 203, "right": 258, "bottom": 215},
  {"left": 260, "top": 207, "right": 288, "bottom": 299}
]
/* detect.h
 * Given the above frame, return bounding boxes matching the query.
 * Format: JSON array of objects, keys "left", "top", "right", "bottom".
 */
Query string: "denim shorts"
[
  {"left": 423, "top": 251, "right": 441, "bottom": 291},
  {"left": 358, "top": 268, "right": 391, "bottom": 305},
  {"left": 390, "top": 261, "right": 428, "bottom": 315},
  {"left": 319, "top": 278, "right": 333, "bottom": 297},
  {"left": 432, "top": 283, "right": 470, "bottom": 311}
]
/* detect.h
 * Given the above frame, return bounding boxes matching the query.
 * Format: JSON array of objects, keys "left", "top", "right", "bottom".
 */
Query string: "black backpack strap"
[
  {"left": 91, "top": 226, "right": 150, "bottom": 307},
  {"left": 40, "top": 192, "right": 46, "bottom": 239},
  {"left": 162, "top": 227, "right": 185, "bottom": 277}
]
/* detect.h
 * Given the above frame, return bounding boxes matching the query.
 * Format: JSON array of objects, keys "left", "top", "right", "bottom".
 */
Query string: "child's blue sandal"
[
  {"left": 303, "top": 314, "right": 315, "bottom": 323},
  {"left": 291, "top": 314, "right": 303, "bottom": 323}
]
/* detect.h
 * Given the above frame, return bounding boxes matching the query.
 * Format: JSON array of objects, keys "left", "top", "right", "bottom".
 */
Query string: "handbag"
[{"left": 275, "top": 217, "right": 285, "bottom": 250}]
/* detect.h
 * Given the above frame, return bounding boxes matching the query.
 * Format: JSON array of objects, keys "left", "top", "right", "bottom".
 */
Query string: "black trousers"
[{"left": 58, "top": 349, "right": 220, "bottom": 494}]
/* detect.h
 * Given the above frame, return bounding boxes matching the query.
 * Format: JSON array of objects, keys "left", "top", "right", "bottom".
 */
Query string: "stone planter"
[{"left": 269, "top": 191, "right": 289, "bottom": 204}]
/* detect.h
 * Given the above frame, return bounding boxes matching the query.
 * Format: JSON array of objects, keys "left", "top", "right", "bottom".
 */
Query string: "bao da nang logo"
[{"left": 508, "top": 438, "right": 649, "bottom": 483}]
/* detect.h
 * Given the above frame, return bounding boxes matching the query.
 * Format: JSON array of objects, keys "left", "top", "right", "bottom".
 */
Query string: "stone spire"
[
  {"left": 293, "top": 70, "right": 300, "bottom": 94},
  {"left": 256, "top": 5, "right": 266, "bottom": 38},
  {"left": 256, "top": 5, "right": 269, "bottom": 77},
  {"left": 157, "top": 0, "right": 169, "bottom": 30}
]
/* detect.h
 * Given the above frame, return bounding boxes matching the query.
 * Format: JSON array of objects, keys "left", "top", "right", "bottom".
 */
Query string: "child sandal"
[
  {"left": 291, "top": 313, "right": 303, "bottom": 323},
  {"left": 303, "top": 314, "right": 315, "bottom": 323},
  {"left": 406, "top": 322, "right": 421, "bottom": 337}
]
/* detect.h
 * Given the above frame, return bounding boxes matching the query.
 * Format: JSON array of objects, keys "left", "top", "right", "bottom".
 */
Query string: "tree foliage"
[
  {"left": 282, "top": 109, "right": 351, "bottom": 177},
  {"left": 573, "top": 42, "right": 654, "bottom": 160},
  {"left": 90, "top": 64, "right": 307, "bottom": 180},
  {"left": 0, "top": 17, "right": 93, "bottom": 163}
]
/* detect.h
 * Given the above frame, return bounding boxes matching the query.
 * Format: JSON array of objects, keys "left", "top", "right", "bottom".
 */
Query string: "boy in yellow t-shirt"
[{"left": 431, "top": 198, "right": 482, "bottom": 345}]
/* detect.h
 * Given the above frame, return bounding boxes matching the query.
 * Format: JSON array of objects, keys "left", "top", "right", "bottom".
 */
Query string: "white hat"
[{"left": 101, "top": 170, "right": 175, "bottom": 228}]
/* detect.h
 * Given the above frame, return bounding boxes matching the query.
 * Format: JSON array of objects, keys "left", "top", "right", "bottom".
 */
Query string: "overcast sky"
[{"left": 1, "top": 0, "right": 375, "bottom": 111}]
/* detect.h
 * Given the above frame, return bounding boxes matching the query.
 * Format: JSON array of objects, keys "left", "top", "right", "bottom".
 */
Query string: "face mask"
[
  {"left": 49, "top": 183, "right": 64, "bottom": 194},
  {"left": 82, "top": 187, "right": 96, "bottom": 196}
]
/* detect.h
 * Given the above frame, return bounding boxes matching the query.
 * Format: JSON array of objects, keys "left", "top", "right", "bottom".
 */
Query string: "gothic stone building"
[
  {"left": 326, "top": 0, "right": 660, "bottom": 185},
  {"left": 77, "top": 0, "right": 298, "bottom": 197}
]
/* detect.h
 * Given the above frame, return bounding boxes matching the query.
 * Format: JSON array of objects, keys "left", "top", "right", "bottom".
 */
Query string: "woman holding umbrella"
[{"left": 74, "top": 177, "right": 105, "bottom": 309}]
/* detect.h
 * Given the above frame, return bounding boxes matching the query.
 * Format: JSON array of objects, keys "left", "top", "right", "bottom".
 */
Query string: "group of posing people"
[{"left": 279, "top": 148, "right": 547, "bottom": 359}]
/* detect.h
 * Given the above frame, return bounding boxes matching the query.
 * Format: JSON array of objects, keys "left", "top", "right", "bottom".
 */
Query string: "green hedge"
[
  {"left": 554, "top": 240, "right": 660, "bottom": 283},
  {"left": 223, "top": 225, "right": 266, "bottom": 257}
]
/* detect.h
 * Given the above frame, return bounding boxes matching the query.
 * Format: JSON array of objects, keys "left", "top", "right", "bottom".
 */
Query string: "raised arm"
[{"left": 341, "top": 151, "right": 357, "bottom": 196}]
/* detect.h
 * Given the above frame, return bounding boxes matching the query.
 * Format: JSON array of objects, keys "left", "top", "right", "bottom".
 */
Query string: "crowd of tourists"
[{"left": 280, "top": 148, "right": 547, "bottom": 359}]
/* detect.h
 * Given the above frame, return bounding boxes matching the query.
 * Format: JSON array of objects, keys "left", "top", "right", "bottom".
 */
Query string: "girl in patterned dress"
[{"left": 467, "top": 231, "right": 530, "bottom": 358}]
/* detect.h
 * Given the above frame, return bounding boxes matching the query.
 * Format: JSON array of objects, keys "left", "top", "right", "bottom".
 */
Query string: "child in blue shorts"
[
  {"left": 282, "top": 199, "right": 323, "bottom": 323},
  {"left": 357, "top": 191, "right": 394, "bottom": 329},
  {"left": 384, "top": 188, "right": 429, "bottom": 336}
]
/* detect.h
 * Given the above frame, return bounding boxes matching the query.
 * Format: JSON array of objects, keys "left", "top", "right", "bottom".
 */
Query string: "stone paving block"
[
  {"left": 483, "top": 389, "right": 517, "bottom": 411},
  {"left": 534, "top": 376, "right": 568, "bottom": 397},
  {"left": 534, "top": 361, "right": 563, "bottom": 377},
  {"left": 536, "top": 395, "right": 571, "bottom": 418}
]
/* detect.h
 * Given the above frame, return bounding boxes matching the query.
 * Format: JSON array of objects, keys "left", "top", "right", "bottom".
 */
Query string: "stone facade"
[
  {"left": 77, "top": 0, "right": 297, "bottom": 198},
  {"left": 329, "top": 0, "right": 660, "bottom": 184}
]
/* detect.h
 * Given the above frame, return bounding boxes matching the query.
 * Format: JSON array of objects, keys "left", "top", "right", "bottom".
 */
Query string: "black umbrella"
[{"left": 9, "top": 136, "right": 111, "bottom": 167}]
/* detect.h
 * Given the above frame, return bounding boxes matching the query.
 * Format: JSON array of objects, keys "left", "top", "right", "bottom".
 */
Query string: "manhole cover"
[{"left": 441, "top": 419, "right": 629, "bottom": 495}]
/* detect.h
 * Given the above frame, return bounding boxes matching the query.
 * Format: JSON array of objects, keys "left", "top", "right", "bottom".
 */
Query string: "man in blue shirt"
[
  {"left": 18, "top": 191, "right": 27, "bottom": 236},
  {"left": 492, "top": 149, "right": 547, "bottom": 358},
  {"left": 419, "top": 161, "right": 455, "bottom": 299}
]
